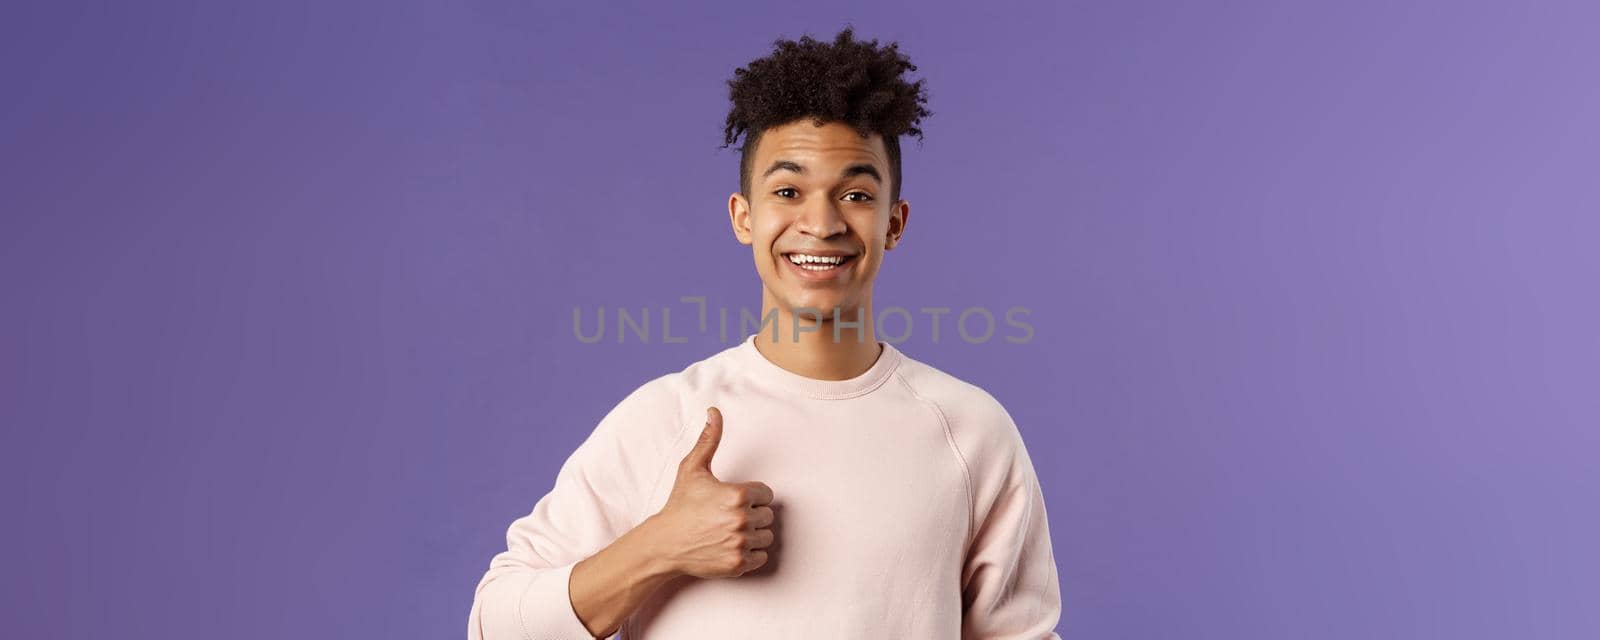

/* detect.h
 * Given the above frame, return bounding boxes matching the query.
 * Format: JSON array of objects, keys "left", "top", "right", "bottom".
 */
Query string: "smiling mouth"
[{"left": 782, "top": 252, "right": 858, "bottom": 272}]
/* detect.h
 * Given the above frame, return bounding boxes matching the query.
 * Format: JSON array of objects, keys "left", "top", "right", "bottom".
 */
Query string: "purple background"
[{"left": 4, "top": 1, "right": 1597, "bottom": 638}]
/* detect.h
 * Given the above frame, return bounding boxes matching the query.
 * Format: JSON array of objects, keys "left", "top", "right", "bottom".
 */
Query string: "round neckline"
[{"left": 733, "top": 333, "right": 903, "bottom": 400}]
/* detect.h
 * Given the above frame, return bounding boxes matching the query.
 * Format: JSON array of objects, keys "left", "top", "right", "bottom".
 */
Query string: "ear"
[
  {"left": 884, "top": 199, "right": 910, "bottom": 250},
  {"left": 729, "top": 192, "right": 754, "bottom": 245}
]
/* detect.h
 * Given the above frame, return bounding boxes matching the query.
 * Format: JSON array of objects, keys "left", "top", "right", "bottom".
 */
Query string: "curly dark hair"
[{"left": 721, "top": 26, "right": 932, "bottom": 204}]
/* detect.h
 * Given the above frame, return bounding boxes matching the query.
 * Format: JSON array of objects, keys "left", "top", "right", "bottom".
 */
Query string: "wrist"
[{"left": 628, "top": 514, "right": 682, "bottom": 581}]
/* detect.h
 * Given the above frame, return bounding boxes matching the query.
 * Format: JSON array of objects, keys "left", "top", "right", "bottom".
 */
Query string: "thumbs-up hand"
[{"left": 646, "top": 406, "right": 776, "bottom": 579}]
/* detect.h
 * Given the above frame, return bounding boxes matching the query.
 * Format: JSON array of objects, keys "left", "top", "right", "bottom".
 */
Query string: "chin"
[{"left": 787, "top": 296, "right": 856, "bottom": 319}]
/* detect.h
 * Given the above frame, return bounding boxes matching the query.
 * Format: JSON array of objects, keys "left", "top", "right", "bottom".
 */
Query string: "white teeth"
[{"left": 786, "top": 253, "right": 846, "bottom": 265}]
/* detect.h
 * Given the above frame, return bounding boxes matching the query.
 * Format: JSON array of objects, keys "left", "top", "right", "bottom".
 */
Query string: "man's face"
[{"left": 729, "top": 119, "right": 909, "bottom": 323}]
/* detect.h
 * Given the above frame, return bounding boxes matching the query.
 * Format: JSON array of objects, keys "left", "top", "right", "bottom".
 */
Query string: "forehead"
[{"left": 754, "top": 120, "right": 888, "bottom": 177}]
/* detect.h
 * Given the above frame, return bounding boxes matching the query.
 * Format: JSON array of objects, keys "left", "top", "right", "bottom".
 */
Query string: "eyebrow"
[{"left": 761, "top": 160, "right": 882, "bottom": 185}]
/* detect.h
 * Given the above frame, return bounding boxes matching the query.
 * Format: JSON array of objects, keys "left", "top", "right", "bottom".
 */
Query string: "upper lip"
[{"left": 782, "top": 249, "right": 858, "bottom": 257}]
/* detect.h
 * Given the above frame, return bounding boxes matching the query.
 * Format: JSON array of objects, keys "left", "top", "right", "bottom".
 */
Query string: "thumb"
[{"left": 681, "top": 406, "right": 723, "bottom": 475}]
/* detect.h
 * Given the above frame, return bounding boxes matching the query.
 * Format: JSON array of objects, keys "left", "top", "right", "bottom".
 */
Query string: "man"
[{"left": 468, "top": 27, "right": 1062, "bottom": 639}]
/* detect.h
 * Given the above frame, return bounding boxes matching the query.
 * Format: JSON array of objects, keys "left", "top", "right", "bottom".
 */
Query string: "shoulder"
[
  {"left": 892, "top": 354, "right": 1031, "bottom": 480},
  {"left": 596, "top": 344, "right": 741, "bottom": 446},
  {"left": 604, "top": 372, "right": 677, "bottom": 419},
  {"left": 892, "top": 353, "right": 1020, "bottom": 445},
  {"left": 890, "top": 352, "right": 1041, "bottom": 540}
]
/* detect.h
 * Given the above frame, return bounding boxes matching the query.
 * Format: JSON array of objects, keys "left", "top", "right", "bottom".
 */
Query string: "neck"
[{"left": 752, "top": 291, "right": 883, "bottom": 381}]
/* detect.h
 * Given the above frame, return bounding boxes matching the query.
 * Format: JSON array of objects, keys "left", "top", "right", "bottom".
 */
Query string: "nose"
[{"left": 795, "top": 198, "right": 848, "bottom": 239}]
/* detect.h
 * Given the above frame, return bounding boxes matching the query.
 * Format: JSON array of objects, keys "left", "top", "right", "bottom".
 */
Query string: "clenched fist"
[
  {"left": 648, "top": 406, "right": 777, "bottom": 578},
  {"left": 565, "top": 407, "right": 781, "bottom": 637}
]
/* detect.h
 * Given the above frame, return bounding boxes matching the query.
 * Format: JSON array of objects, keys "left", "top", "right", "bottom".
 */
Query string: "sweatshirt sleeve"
[
  {"left": 467, "top": 376, "right": 683, "bottom": 640},
  {"left": 959, "top": 398, "right": 1063, "bottom": 639}
]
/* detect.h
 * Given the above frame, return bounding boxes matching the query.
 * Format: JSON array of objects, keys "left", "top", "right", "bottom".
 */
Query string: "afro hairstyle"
[{"left": 721, "top": 26, "right": 932, "bottom": 204}]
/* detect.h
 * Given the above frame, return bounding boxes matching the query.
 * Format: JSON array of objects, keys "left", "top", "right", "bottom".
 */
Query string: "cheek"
[
  {"left": 752, "top": 219, "right": 790, "bottom": 256},
  {"left": 758, "top": 220, "right": 796, "bottom": 260},
  {"left": 851, "top": 209, "right": 887, "bottom": 235},
  {"left": 858, "top": 220, "right": 890, "bottom": 266},
  {"left": 747, "top": 222, "right": 779, "bottom": 261}
]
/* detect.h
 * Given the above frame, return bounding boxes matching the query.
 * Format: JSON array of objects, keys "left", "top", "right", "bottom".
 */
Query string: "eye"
[
  {"left": 844, "top": 191, "right": 874, "bottom": 203},
  {"left": 774, "top": 187, "right": 798, "bottom": 198}
]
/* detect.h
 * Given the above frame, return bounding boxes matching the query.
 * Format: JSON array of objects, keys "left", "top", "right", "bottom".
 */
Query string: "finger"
[
  {"left": 740, "top": 549, "right": 769, "bottom": 574},
  {"left": 746, "top": 505, "right": 775, "bottom": 529},
  {"left": 680, "top": 407, "right": 724, "bottom": 473},
  {"left": 739, "top": 480, "right": 774, "bottom": 506},
  {"left": 744, "top": 527, "right": 775, "bottom": 550}
]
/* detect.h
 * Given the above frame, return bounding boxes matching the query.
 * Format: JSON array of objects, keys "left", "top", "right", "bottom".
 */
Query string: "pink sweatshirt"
[{"left": 468, "top": 334, "right": 1062, "bottom": 639}]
